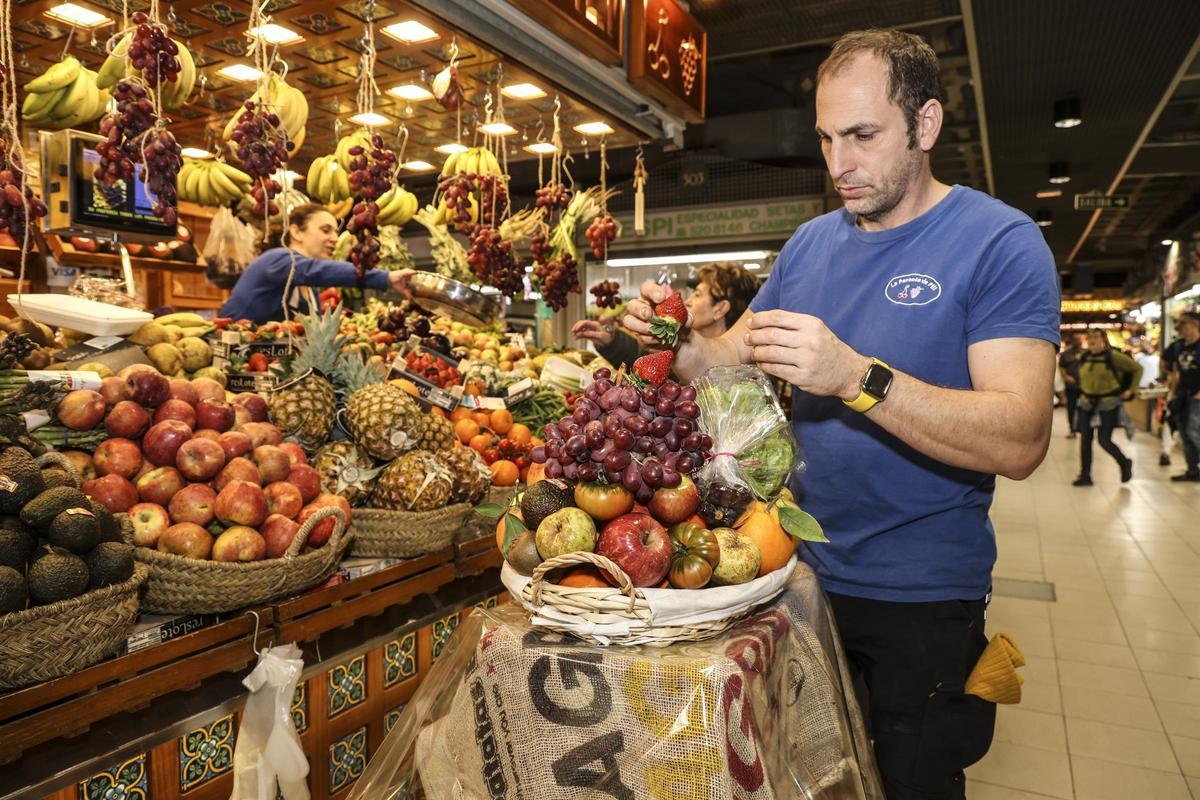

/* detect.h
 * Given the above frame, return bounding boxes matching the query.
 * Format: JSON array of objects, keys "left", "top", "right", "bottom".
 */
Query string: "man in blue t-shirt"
[{"left": 625, "top": 29, "right": 1059, "bottom": 800}]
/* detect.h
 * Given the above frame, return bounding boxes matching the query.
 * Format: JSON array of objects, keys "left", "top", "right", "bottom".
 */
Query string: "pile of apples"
[{"left": 56, "top": 365, "right": 349, "bottom": 563}]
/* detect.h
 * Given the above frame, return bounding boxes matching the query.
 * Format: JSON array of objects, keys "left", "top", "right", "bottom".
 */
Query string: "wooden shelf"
[{"left": 45, "top": 238, "right": 209, "bottom": 275}]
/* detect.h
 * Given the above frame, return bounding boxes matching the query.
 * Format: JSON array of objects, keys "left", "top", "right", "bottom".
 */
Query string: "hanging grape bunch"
[
  {"left": 0, "top": 140, "right": 49, "bottom": 241},
  {"left": 586, "top": 213, "right": 617, "bottom": 259},
  {"left": 96, "top": 79, "right": 155, "bottom": 186},
  {"left": 437, "top": 171, "right": 478, "bottom": 233},
  {"left": 127, "top": 11, "right": 180, "bottom": 88},
  {"left": 141, "top": 129, "right": 183, "bottom": 226},
  {"left": 589, "top": 279, "right": 621, "bottom": 309},
  {"left": 467, "top": 225, "right": 524, "bottom": 298},
  {"left": 230, "top": 98, "right": 292, "bottom": 217},
  {"left": 534, "top": 250, "right": 580, "bottom": 312},
  {"left": 475, "top": 174, "right": 509, "bottom": 228},
  {"left": 345, "top": 133, "right": 399, "bottom": 284},
  {"left": 535, "top": 183, "right": 570, "bottom": 219},
  {"left": 529, "top": 368, "right": 712, "bottom": 504}
]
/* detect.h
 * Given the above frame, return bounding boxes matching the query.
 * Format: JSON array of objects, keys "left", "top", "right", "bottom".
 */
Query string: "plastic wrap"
[
  {"left": 67, "top": 274, "right": 144, "bottom": 310},
  {"left": 231, "top": 643, "right": 310, "bottom": 800},
  {"left": 203, "top": 206, "right": 258, "bottom": 289},
  {"left": 350, "top": 562, "right": 883, "bottom": 800}
]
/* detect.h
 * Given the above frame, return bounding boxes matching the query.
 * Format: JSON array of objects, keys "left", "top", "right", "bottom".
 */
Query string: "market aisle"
[{"left": 966, "top": 407, "right": 1200, "bottom": 800}]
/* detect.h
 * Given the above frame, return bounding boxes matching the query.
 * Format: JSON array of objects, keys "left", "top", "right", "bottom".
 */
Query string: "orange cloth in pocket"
[{"left": 964, "top": 633, "right": 1025, "bottom": 704}]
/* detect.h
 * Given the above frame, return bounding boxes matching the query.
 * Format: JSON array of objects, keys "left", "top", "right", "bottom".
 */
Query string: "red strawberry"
[
  {"left": 649, "top": 290, "right": 688, "bottom": 347},
  {"left": 631, "top": 350, "right": 674, "bottom": 388}
]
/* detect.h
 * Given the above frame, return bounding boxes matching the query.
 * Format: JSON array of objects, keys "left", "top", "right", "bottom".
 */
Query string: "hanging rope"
[{"left": 2, "top": 0, "right": 34, "bottom": 319}]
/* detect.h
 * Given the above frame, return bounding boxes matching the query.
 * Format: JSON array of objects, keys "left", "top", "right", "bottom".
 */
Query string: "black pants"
[
  {"left": 1076, "top": 407, "right": 1127, "bottom": 477},
  {"left": 1065, "top": 385, "right": 1081, "bottom": 431},
  {"left": 829, "top": 592, "right": 995, "bottom": 800}
]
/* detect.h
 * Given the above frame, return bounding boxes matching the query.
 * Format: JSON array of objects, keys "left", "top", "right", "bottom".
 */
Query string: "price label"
[
  {"left": 505, "top": 377, "right": 536, "bottom": 407},
  {"left": 387, "top": 366, "right": 461, "bottom": 411},
  {"left": 83, "top": 335, "right": 124, "bottom": 350}
]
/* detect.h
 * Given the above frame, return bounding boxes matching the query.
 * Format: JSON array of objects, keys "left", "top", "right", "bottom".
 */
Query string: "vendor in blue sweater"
[{"left": 220, "top": 203, "right": 413, "bottom": 323}]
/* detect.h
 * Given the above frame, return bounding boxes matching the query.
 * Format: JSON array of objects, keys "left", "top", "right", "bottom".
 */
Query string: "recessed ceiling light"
[
  {"left": 435, "top": 142, "right": 468, "bottom": 155},
  {"left": 744, "top": 263, "right": 762, "bottom": 270},
  {"left": 479, "top": 122, "right": 517, "bottom": 136},
  {"left": 349, "top": 111, "right": 390, "bottom": 127},
  {"left": 1035, "top": 209, "right": 1053, "bottom": 227},
  {"left": 1162, "top": 239, "right": 1175, "bottom": 246},
  {"left": 1054, "top": 98, "right": 1082, "bottom": 128},
  {"left": 502, "top": 82, "right": 546, "bottom": 100},
  {"left": 218, "top": 64, "right": 264, "bottom": 82},
  {"left": 248, "top": 23, "right": 303, "bottom": 45},
  {"left": 402, "top": 160, "right": 435, "bottom": 172},
  {"left": 1036, "top": 189, "right": 1063, "bottom": 199},
  {"left": 524, "top": 142, "right": 558, "bottom": 155},
  {"left": 180, "top": 147, "right": 212, "bottom": 159},
  {"left": 1048, "top": 162, "right": 1071, "bottom": 184},
  {"left": 388, "top": 83, "right": 433, "bottom": 101},
  {"left": 382, "top": 20, "right": 438, "bottom": 44},
  {"left": 574, "top": 121, "right": 614, "bottom": 136},
  {"left": 44, "top": 3, "right": 111, "bottom": 28}
]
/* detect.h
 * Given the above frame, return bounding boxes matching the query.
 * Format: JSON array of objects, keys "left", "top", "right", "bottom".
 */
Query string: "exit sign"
[{"left": 1074, "top": 194, "right": 1131, "bottom": 210}]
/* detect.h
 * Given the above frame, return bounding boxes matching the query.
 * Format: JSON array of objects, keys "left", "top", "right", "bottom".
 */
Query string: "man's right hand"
[
  {"left": 623, "top": 281, "right": 685, "bottom": 347},
  {"left": 571, "top": 319, "right": 615, "bottom": 347}
]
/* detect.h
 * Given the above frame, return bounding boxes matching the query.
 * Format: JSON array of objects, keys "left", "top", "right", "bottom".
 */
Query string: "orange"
[
  {"left": 472, "top": 410, "right": 492, "bottom": 429},
  {"left": 470, "top": 433, "right": 493, "bottom": 453},
  {"left": 455, "top": 418, "right": 480, "bottom": 444},
  {"left": 507, "top": 423, "right": 532, "bottom": 445},
  {"left": 490, "top": 408, "right": 513, "bottom": 435},
  {"left": 464, "top": 383, "right": 482, "bottom": 397},
  {"left": 530, "top": 436, "right": 544, "bottom": 448},
  {"left": 557, "top": 568, "right": 609, "bottom": 588},
  {"left": 430, "top": 406, "right": 446, "bottom": 419},
  {"left": 489, "top": 459, "right": 519, "bottom": 486},
  {"left": 495, "top": 508, "right": 524, "bottom": 550},
  {"left": 524, "top": 462, "right": 546, "bottom": 485},
  {"left": 735, "top": 507, "right": 796, "bottom": 576},
  {"left": 450, "top": 407, "right": 472, "bottom": 424}
]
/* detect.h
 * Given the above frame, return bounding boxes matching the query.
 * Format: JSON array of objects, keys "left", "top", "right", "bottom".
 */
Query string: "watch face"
[{"left": 863, "top": 364, "right": 894, "bottom": 399}]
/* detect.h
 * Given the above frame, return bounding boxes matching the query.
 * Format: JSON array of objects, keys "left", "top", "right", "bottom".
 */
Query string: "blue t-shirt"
[
  {"left": 750, "top": 185, "right": 1060, "bottom": 602},
  {"left": 220, "top": 248, "right": 389, "bottom": 323}
]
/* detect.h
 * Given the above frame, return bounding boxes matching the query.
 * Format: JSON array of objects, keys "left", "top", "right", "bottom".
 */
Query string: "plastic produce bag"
[
  {"left": 204, "top": 206, "right": 257, "bottom": 289},
  {"left": 231, "top": 643, "right": 310, "bottom": 800}
]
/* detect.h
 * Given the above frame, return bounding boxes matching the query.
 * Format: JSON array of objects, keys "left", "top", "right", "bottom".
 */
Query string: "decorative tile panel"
[
  {"left": 168, "top": 18, "right": 209, "bottom": 38},
  {"left": 327, "top": 654, "right": 367, "bottom": 718},
  {"left": 206, "top": 36, "right": 248, "bottom": 57},
  {"left": 384, "top": 703, "right": 407, "bottom": 733},
  {"left": 179, "top": 714, "right": 237, "bottom": 792},
  {"left": 431, "top": 612, "right": 459, "bottom": 662},
  {"left": 291, "top": 682, "right": 308, "bottom": 733},
  {"left": 384, "top": 632, "right": 417, "bottom": 687},
  {"left": 87, "top": 0, "right": 148, "bottom": 11},
  {"left": 193, "top": 2, "right": 247, "bottom": 25},
  {"left": 300, "top": 72, "right": 347, "bottom": 89},
  {"left": 78, "top": 753, "right": 149, "bottom": 800},
  {"left": 16, "top": 19, "right": 66, "bottom": 39},
  {"left": 337, "top": 1, "right": 392, "bottom": 23},
  {"left": 379, "top": 54, "right": 427, "bottom": 73},
  {"left": 328, "top": 726, "right": 367, "bottom": 795},
  {"left": 191, "top": 51, "right": 219, "bottom": 69},
  {"left": 295, "top": 45, "right": 346, "bottom": 65},
  {"left": 293, "top": 13, "right": 347, "bottom": 35}
]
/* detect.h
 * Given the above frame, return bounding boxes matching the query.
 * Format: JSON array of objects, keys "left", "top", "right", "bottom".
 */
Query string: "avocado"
[
  {"left": 27, "top": 550, "right": 90, "bottom": 605},
  {"left": 0, "top": 446, "right": 44, "bottom": 515},
  {"left": 31, "top": 543, "right": 69, "bottom": 563},
  {"left": 0, "top": 528, "right": 32, "bottom": 571},
  {"left": 85, "top": 542, "right": 134, "bottom": 589},
  {"left": 0, "top": 566, "right": 25, "bottom": 614},
  {"left": 48, "top": 507, "right": 101, "bottom": 554},
  {"left": 90, "top": 501, "right": 122, "bottom": 544},
  {"left": 0, "top": 514, "right": 35, "bottom": 548},
  {"left": 19, "top": 486, "right": 90, "bottom": 531},
  {"left": 519, "top": 478, "right": 573, "bottom": 532},
  {"left": 40, "top": 469, "right": 75, "bottom": 490}
]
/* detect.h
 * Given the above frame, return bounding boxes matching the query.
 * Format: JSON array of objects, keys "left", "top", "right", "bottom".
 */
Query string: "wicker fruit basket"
[
  {"left": 121, "top": 506, "right": 351, "bottom": 614},
  {"left": 349, "top": 503, "right": 473, "bottom": 558}
]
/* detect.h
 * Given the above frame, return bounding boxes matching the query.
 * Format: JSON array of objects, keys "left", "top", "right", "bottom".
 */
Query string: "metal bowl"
[{"left": 407, "top": 272, "right": 503, "bottom": 327}]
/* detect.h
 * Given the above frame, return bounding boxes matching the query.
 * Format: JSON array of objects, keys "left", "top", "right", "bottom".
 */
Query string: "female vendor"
[{"left": 220, "top": 204, "right": 413, "bottom": 323}]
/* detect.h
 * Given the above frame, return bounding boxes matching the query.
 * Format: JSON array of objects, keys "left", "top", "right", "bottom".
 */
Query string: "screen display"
[{"left": 70, "top": 139, "right": 175, "bottom": 238}]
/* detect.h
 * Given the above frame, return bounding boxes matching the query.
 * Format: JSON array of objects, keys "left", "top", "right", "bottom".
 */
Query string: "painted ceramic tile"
[
  {"left": 431, "top": 612, "right": 459, "bottom": 662},
  {"left": 78, "top": 753, "right": 149, "bottom": 800},
  {"left": 292, "top": 13, "right": 347, "bottom": 35},
  {"left": 327, "top": 654, "right": 367, "bottom": 718},
  {"left": 383, "top": 631, "right": 417, "bottom": 687},
  {"left": 384, "top": 703, "right": 407, "bottom": 733},
  {"left": 328, "top": 726, "right": 367, "bottom": 794},
  {"left": 291, "top": 682, "right": 308, "bottom": 733},
  {"left": 179, "top": 713, "right": 237, "bottom": 792}
]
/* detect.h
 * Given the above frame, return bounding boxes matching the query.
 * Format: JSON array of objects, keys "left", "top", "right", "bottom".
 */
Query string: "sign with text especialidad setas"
[{"left": 615, "top": 197, "right": 825, "bottom": 243}]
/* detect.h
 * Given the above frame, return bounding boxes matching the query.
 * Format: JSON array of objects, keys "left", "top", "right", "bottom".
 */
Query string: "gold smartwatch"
[{"left": 843, "top": 358, "right": 894, "bottom": 413}]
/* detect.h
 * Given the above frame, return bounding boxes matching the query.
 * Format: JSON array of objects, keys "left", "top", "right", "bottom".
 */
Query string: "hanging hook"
[{"left": 245, "top": 609, "right": 268, "bottom": 657}]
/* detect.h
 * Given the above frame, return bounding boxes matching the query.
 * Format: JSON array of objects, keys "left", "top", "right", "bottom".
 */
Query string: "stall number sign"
[{"left": 617, "top": 198, "right": 823, "bottom": 242}]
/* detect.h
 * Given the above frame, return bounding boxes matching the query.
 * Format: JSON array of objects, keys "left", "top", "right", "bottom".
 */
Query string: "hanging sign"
[
  {"left": 1074, "top": 193, "right": 1131, "bottom": 211},
  {"left": 614, "top": 198, "right": 823, "bottom": 243},
  {"left": 629, "top": 0, "right": 707, "bottom": 122},
  {"left": 507, "top": 0, "right": 624, "bottom": 65}
]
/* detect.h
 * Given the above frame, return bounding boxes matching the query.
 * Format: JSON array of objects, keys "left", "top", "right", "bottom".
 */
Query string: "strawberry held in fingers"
[
  {"left": 631, "top": 350, "right": 674, "bottom": 388},
  {"left": 649, "top": 290, "right": 688, "bottom": 347}
]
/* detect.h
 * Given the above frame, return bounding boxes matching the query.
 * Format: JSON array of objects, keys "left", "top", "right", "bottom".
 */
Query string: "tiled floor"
[{"left": 966, "top": 408, "right": 1200, "bottom": 799}]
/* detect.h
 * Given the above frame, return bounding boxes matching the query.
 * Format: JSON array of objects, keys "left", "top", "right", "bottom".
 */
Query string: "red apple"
[
  {"left": 158, "top": 522, "right": 213, "bottom": 559},
  {"left": 105, "top": 400, "right": 151, "bottom": 439},
  {"left": 217, "top": 431, "right": 254, "bottom": 462},
  {"left": 238, "top": 422, "right": 272, "bottom": 448},
  {"left": 136, "top": 465, "right": 186, "bottom": 506},
  {"left": 143, "top": 420, "right": 193, "bottom": 467},
  {"left": 232, "top": 392, "right": 268, "bottom": 422},
  {"left": 126, "top": 369, "right": 170, "bottom": 408},
  {"left": 260, "top": 424, "right": 283, "bottom": 445},
  {"left": 133, "top": 460, "right": 154, "bottom": 482},
  {"left": 297, "top": 494, "right": 351, "bottom": 548},
  {"left": 596, "top": 513, "right": 672, "bottom": 588},
  {"left": 195, "top": 398, "right": 235, "bottom": 432},
  {"left": 190, "top": 377, "right": 226, "bottom": 403},
  {"left": 58, "top": 389, "right": 106, "bottom": 431},
  {"left": 212, "top": 526, "right": 267, "bottom": 562},
  {"left": 278, "top": 442, "right": 307, "bottom": 466},
  {"left": 62, "top": 450, "right": 97, "bottom": 482},
  {"left": 168, "top": 378, "right": 199, "bottom": 406},
  {"left": 169, "top": 483, "right": 216, "bottom": 526},
  {"left": 192, "top": 428, "right": 222, "bottom": 442},
  {"left": 287, "top": 464, "right": 321, "bottom": 503},
  {"left": 83, "top": 473, "right": 139, "bottom": 513},
  {"left": 253, "top": 445, "right": 290, "bottom": 483},
  {"left": 215, "top": 457, "right": 261, "bottom": 491},
  {"left": 99, "top": 376, "right": 129, "bottom": 406},
  {"left": 214, "top": 480, "right": 268, "bottom": 528},
  {"left": 176, "top": 438, "right": 227, "bottom": 482},
  {"left": 261, "top": 514, "right": 301, "bottom": 559},
  {"left": 153, "top": 398, "right": 197, "bottom": 429},
  {"left": 128, "top": 502, "right": 170, "bottom": 547},
  {"left": 647, "top": 475, "right": 700, "bottom": 525},
  {"left": 264, "top": 481, "right": 303, "bottom": 519},
  {"left": 118, "top": 364, "right": 155, "bottom": 381},
  {"left": 93, "top": 437, "right": 143, "bottom": 479},
  {"left": 232, "top": 404, "right": 253, "bottom": 429}
]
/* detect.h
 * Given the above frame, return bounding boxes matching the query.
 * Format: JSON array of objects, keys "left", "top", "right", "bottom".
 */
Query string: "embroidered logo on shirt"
[{"left": 884, "top": 273, "right": 942, "bottom": 306}]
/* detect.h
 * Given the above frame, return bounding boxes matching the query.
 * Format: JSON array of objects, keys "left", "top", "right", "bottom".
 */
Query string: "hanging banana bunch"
[
  {"left": 21, "top": 57, "right": 111, "bottom": 129},
  {"left": 177, "top": 156, "right": 253, "bottom": 206},
  {"left": 221, "top": 72, "right": 307, "bottom": 153},
  {"left": 94, "top": 33, "right": 197, "bottom": 109}
]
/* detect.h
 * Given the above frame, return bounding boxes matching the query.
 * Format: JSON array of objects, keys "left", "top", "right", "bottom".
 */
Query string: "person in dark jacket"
[
  {"left": 1073, "top": 329, "right": 1142, "bottom": 486},
  {"left": 220, "top": 204, "right": 413, "bottom": 323}
]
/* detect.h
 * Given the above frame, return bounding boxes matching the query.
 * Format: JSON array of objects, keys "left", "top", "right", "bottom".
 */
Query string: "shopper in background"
[
  {"left": 220, "top": 204, "right": 413, "bottom": 323},
  {"left": 570, "top": 261, "right": 758, "bottom": 370},
  {"left": 1059, "top": 332, "right": 1084, "bottom": 438},
  {"left": 1170, "top": 311, "right": 1200, "bottom": 482},
  {"left": 1134, "top": 341, "right": 1160, "bottom": 389},
  {"left": 1073, "top": 329, "right": 1142, "bottom": 486},
  {"left": 1161, "top": 319, "right": 1186, "bottom": 467}
]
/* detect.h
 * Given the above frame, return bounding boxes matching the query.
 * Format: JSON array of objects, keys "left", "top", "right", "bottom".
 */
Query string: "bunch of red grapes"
[
  {"left": 141, "top": 128, "right": 182, "bottom": 225},
  {"left": 128, "top": 11, "right": 180, "bottom": 88},
  {"left": 533, "top": 250, "right": 580, "bottom": 311},
  {"left": 96, "top": 79, "right": 155, "bottom": 185},
  {"left": 529, "top": 229, "right": 552, "bottom": 264},
  {"left": 467, "top": 226, "right": 524, "bottom": 298},
  {"left": 345, "top": 135, "right": 398, "bottom": 283},
  {"left": 589, "top": 279, "right": 620, "bottom": 309},
  {"left": 0, "top": 140, "right": 49, "bottom": 241},
  {"left": 475, "top": 174, "right": 508, "bottom": 228},
  {"left": 437, "top": 173, "right": 477, "bottom": 232},
  {"left": 530, "top": 368, "right": 712, "bottom": 504},
  {"left": 347, "top": 206, "right": 380, "bottom": 284},
  {"left": 535, "top": 183, "right": 570, "bottom": 217},
  {"left": 230, "top": 99, "right": 293, "bottom": 216},
  {"left": 586, "top": 213, "right": 616, "bottom": 259}
]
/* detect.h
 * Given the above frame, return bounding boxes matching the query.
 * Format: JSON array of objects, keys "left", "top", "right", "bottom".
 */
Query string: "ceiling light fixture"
[
  {"left": 606, "top": 251, "right": 771, "bottom": 268},
  {"left": 381, "top": 20, "right": 438, "bottom": 44},
  {"left": 247, "top": 23, "right": 303, "bottom": 45},
  {"left": 218, "top": 64, "right": 264, "bottom": 82},
  {"left": 1036, "top": 189, "right": 1062, "bottom": 199},
  {"left": 524, "top": 142, "right": 558, "bottom": 155},
  {"left": 388, "top": 83, "right": 433, "bottom": 101},
  {"left": 1048, "top": 162, "right": 1071, "bottom": 184},
  {"left": 402, "top": 160, "right": 435, "bottom": 172},
  {"left": 435, "top": 142, "right": 468, "bottom": 155},
  {"left": 180, "top": 147, "right": 212, "bottom": 159},
  {"left": 574, "top": 121, "right": 614, "bottom": 137},
  {"left": 1035, "top": 209, "right": 1053, "bottom": 227},
  {"left": 44, "top": 3, "right": 112, "bottom": 28},
  {"left": 479, "top": 122, "right": 517, "bottom": 136},
  {"left": 1162, "top": 239, "right": 1175, "bottom": 246},
  {"left": 1054, "top": 97, "right": 1082, "bottom": 128},
  {"left": 349, "top": 111, "right": 390, "bottom": 127},
  {"left": 502, "top": 82, "right": 546, "bottom": 100}
]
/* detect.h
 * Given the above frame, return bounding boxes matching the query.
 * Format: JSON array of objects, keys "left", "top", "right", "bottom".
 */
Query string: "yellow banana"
[
  {"left": 21, "top": 85, "right": 66, "bottom": 121},
  {"left": 46, "top": 71, "right": 92, "bottom": 128},
  {"left": 96, "top": 35, "right": 131, "bottom": 89},
  {"left": 333, "top": 162, "right": 350, "bottom": 199},
  {"left": 306, "top": 156, "right": 327, "bottom": 201},
  {"left": 166, "top": 41, "right": 195, "bottom": 109},
  {"left": 26, "top": 56, "right": 80, "bottom": 93},
  {"left": 215, "top": 160, "right": 252, "bottom": 190},
  {"left": 478, "top": 146, "right": 501, "bottom": 176},
  {"left": 441, "top": 150, "right": 461, "bottom": 177},
  {"left": 207, "top": 164, "right": 241, "bottom": 203}
]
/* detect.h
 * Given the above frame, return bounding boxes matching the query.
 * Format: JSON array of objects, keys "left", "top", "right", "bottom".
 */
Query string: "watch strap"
[{"left": 844, "top": 358, "right": 891, "bottom": 413}]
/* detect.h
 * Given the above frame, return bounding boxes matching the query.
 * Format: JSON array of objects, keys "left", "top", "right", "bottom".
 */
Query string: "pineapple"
[
  {"left": 437, "top": 447, "right": 492, "bottom": 504},
  {"left": 419, "top": 414, "right": 457, "bottom": 452},
  {"left": 267, "top": 308, "right": 344, "bottom": 452},
  {"left": 373, "top": 450, "right": 452, "bottom": 511},
  {"left": 340, "top": 355, "right": 427, "bottom": 461},
  {"left": 312, "top": 441, "right": 382, "bottom": 506}
]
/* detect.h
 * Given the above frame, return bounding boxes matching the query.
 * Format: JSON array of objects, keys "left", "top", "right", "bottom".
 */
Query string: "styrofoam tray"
[{"left": 7, "top": 294, "right": 153, "bottom": 336}]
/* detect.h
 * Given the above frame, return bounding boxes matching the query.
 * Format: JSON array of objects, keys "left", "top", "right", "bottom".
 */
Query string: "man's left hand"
[
  {"left": 388, "top": 269, "right": 415, "bottom": 297},
  {"left": 745, "top": 311, "right": 870, "bottom": 401}
]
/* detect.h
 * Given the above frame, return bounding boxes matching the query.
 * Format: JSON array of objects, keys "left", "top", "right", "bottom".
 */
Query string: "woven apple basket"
[
  {"left": 120, "top": 506, "right": 351, "bottom": 614},
  {"left": 505, "top": 551, "right": 798, "bottom": 648},
  {"left": 349, "top": 503, "right": 473, "bottom": 558}
]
